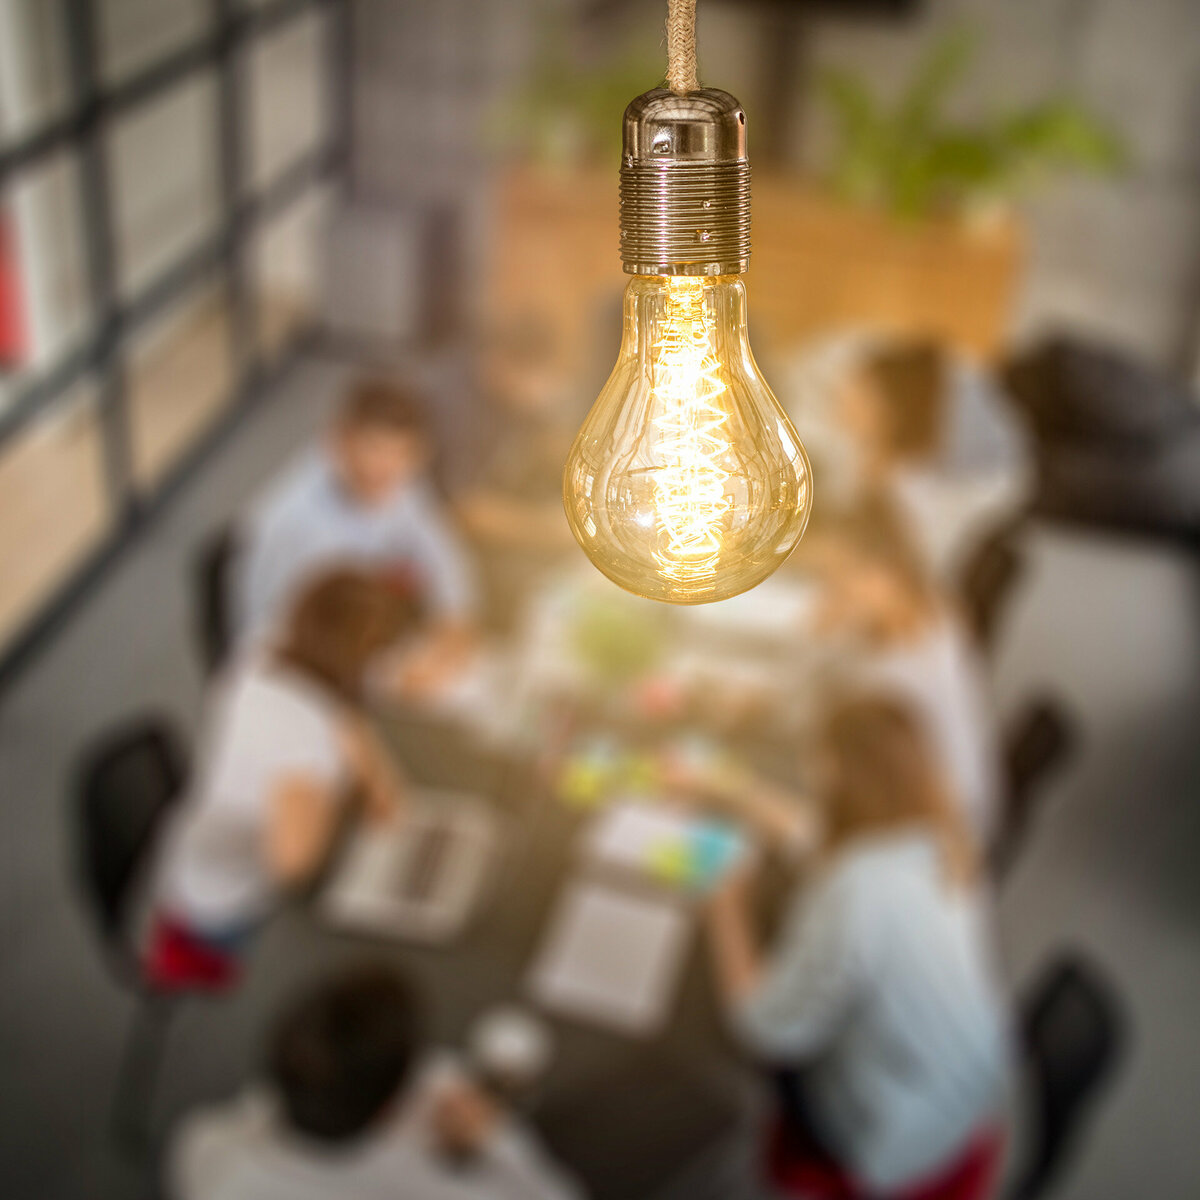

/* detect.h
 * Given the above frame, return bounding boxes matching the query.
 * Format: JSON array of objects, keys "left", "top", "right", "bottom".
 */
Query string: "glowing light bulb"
[
  {"left": 564, "top": 271, "right": 811, "bottom": 603},
  {"left": 562, "top": 86, "right": 812, "bottom": 604}
]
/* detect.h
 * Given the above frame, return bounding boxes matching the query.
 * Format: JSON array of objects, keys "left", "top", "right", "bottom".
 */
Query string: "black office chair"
[
  {"left": 958, "top": 519, "right": 1026, "bottom": 653},
  {"left": 193, "top": 524, "right": 239, "bottom": 675},
  {"left": 991, "top": 698, "right": 1078, "bottom": 880},
  {"left": 71, "top": 715, "right": 190, "bottom": 1149},
  {"left": 1010, "top": 954, "right": 1125, "bottom": 1200}
]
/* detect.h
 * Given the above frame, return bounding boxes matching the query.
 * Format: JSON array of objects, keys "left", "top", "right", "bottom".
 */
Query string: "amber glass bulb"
[{"left": 563, "top": 273, "right": 812, "bottom": 604}]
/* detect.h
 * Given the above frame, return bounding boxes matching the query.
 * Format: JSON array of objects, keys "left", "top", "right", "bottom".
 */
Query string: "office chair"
[
  {"left": 1010, "top": 954, "right": 1125, "bottom": 1200},
  {"left": 70, "top": 715, "right": 190, "bottom": 1150},
  {"left": 958, "top": 520, "right": 1026, "bottom": 654},
  {"left": 991, "top": 698, "right": 1078, "bottom": 880},
  {"left": 193, "top": 524, "right": 239, "bottom": 675}
]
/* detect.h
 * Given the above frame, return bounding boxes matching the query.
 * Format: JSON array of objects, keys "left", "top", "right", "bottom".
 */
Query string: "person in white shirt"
[
  {"left": 167, "top": 963, "right": 583, "bottom": 1200},
  {"left": 705, "top": 695, "right": 1010, "bottom": 1198},
  {"left": 802, "top": 494, "right": 1000, "bottom": 845},
  {"left": 835, "top": 338, "right": 1031, "bottom": 580},
  {"left": 147, "top": 570, "right": 416, "bottom": 989},
  {"left": 236, "top": 378, "right": 478, "bottom": 693}
]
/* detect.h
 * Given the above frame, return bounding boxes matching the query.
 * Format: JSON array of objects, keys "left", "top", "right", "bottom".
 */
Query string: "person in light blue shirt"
[
  {"left": 237, "top": 379, "right": 478, "bottom": 692},
  {"left": 705, "top": 695, "right": 1010, "bottom": 1196}
]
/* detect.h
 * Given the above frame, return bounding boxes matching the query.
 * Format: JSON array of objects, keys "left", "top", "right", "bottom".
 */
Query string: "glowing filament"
[{"left": 650, "top": 278, "right": 732, "bottom": 580}]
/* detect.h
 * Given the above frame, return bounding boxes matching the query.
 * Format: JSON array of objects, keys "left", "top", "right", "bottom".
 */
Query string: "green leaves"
[{"left": 817, "top": 29, "right": 1127, "bottom": 220}]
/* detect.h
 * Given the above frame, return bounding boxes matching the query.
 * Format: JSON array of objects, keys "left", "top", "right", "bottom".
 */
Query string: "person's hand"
[
  {"left": 658, "top": 742, "right": 751, "bottom": 810},
  {"left": 706, "top": 858, "right": 756, "bottom": 922},
  {"left": 431, "top": 1082, "right": 502, "bottom": 1158},
  {"left": 342, "top": 718, "right": 406, "bottom": 825}
]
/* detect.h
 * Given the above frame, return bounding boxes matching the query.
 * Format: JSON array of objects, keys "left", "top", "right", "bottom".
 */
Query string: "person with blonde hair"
[
  {"left": 146, "top": 569, "right": 418, "bottom": 989},
  {"left": 802, "top": 493, "right": 1000, "bottom": 844},
  {"left": 706, "top": 695, "right": 1010, "bottom": 1199}
]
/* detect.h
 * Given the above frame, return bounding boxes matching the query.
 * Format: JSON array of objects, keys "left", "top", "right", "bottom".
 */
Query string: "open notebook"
[{"left": 528, "top": 880, "right": 691, "bottom": 1036}]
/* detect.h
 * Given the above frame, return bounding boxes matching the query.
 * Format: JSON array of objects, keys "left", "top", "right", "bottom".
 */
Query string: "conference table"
[
  {"left": 222, "top": 570, "right": 814, "bottom": 1199},
  {"left": 355, "top": 705, "right": 760, "bottom": 1200}
]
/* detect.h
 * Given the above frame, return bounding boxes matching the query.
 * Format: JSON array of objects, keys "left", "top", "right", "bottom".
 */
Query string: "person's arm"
[
  {"left": 709, "top": 863, "right": 861, "bottom": 1061},
  {"left": 456, "top": 491, "right": 574, "bottom": 553},
  {"left": 265, "top": 774, "right": 341, "bottom": 886},
  {"left": 339, "top": 713, "right": 407, "bottom": 824},
  {"left": 431, "top": 1083, "right": 584, "bottom": 1200},
  {"left": 663, "top": 754, "right": 819, "bottom": 854},
  {"left": 706, "top": 865, "right": 765, "bottom": 1007},
  {"left": 395, "top": 485, "right": 481, "bottom": 693},
  {"left": 405, "top": 484, "right": 479, "bottom": 629}
]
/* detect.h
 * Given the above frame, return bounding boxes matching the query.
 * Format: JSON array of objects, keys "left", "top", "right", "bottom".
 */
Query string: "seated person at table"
[
  {"left": 803, "top": 494, "right": 999, "bottom": 844},
  {"left": 167, "top": 962, "right": 582, "bottom": 1200},
  {"left": 147, "top": 571, "right": 416, "bottom": 989},
  {"left": 836, "top": 338, "right": 1030, "bottom": 577},
  {"left": 236, "top": 377, "right": 478, "bottom": 692},
  {"left": 706, "top": 696, "right": 1010, "bottom": 1200}
]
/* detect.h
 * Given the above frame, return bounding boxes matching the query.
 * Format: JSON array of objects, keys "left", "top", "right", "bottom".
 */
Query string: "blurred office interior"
[{"left": 1, "top": 1, "right": 1199, "bottom": 1198}]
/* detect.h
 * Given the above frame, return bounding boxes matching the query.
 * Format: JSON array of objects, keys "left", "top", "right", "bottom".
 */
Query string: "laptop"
[{"left": 322, "top": 790, "right": 499, "bottom": 943}]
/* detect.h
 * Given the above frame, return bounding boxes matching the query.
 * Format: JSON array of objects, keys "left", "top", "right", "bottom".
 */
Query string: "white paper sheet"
[{"left": 528, "top": 881, "right": 690, "bottom": 1036}]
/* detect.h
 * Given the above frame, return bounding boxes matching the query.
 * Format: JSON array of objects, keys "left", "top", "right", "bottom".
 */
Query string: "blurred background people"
[
  {"left": 168, "top": 962, "right": 583, "bottom": 1200},
  {"left": 706, "top": 696, "right": 1009, "bottom": 1199},
  {"left": 1, "top": 1, "right": 1192, "bottom": 1197},
  {"left": 147, "top": 571, "right": 415, "bottom": 989},
  {"left": 802, "top": 496, "right": 1000, "bottom": 843},
  {"left": 834, "top": 339, "right": 1031, "bottom": 578},
  {"left": 235, "top": 378, "right": 479, "bottom": 693}
]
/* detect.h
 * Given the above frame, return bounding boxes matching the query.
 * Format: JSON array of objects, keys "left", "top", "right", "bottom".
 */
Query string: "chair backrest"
[
  {"left": 194, "top": 524, "right": 239, "bottom": 674},
  {"left": 991, "top": 698, "right": 1077, "bottom": 878},
  {"left": 958, "top": 522, "right": 1024, "bottom": 652},
  {"left": 1011, "top": 954, "right": 1125, "bottom": 1200},
  {"left": 71, "top": 716, "right": 190, "bottom": 954}
]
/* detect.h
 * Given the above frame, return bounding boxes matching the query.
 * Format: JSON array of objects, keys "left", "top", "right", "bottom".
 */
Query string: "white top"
[
  {"left": 236, "top": 448, "right": 477, "bottom": 643},
  {"left": 154, "top": 658, "right": 348, "bottom": 931},
  {"left": 853, "top": 616, "right": 999, "bottom": 844},
  {"left": 167, "top": 1056, "right": 584, "bottom": 1200},
  {"left": 735, "top": 833, "right": 1009, "bottom": 1193},
  {"left": 891, "top": 359, "right": 1033, "bottom": 580}
]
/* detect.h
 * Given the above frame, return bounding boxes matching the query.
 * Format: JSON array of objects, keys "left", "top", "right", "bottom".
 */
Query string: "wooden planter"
[{"left": 484, "top": 166, "right": 1024, "bottom": 372}]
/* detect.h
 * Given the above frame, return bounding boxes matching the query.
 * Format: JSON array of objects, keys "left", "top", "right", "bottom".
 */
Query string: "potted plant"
[{"left": 816, "top": 29, "right": 1126, "bottom": 226}]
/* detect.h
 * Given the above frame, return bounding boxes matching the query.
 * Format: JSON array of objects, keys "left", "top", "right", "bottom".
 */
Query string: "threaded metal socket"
[{"left": 619, "top": 87, "right": 751, "bottom": 277}]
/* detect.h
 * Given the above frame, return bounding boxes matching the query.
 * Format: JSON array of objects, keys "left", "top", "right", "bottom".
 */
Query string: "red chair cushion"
[
  {"left": 767, "top": 1120, "right": 1004, "bottom": 1200},
  {"left": 143, "top": 916, "right": 241, "bottom": 993}
]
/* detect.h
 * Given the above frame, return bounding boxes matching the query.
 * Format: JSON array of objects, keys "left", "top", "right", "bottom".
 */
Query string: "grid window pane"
[
  {"left": 107, "top": 73, "right": 221, "bottom": 298},
  {"left": 245, "top": 11, "right": 331, "bottom": 194},
  {"left": 252, "top": 183, "right": 332, "bottom": 359},
  {"left": 0, "top": 0, "right": 72, "bottom": 146},
  {"left": 127, "top": 274, "right": 234, "bottom": 486},
  {"left": 0, "top": 150, "right": 92, "bottom": 412},
  {"left": 97, "top": 0, "right": 212, "bottom": 86},
  {"left": 0, "top": 383, "right": 109, "bottom": 649}
]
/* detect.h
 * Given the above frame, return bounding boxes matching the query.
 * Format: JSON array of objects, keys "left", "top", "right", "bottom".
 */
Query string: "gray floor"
[{"left": 1, "top": 354, "right": 1199, "bottom": 1199}]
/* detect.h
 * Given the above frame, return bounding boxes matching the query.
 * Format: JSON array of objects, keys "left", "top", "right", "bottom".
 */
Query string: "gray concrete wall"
[{"left": 349, "top": 0, "right": 1200, "bottom": 370}]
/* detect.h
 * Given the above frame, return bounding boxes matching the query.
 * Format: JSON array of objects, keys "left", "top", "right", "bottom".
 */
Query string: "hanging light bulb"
[{"left": 563, "top": 79, "right": 813, "bottom": 604}]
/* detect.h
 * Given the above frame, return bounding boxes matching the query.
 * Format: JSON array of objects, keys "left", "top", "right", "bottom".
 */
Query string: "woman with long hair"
[
  {"left": 147, "top": 568, "right": 419, "bottom": 989},
  {"left": 706, "top": 695, "right": 1009, "bottom": 1199},
  {"left": 803, "top": 494, "right": 1000, "bottom": 844}
]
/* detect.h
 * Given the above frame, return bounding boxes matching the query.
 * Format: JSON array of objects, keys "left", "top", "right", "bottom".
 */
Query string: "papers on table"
[
  {"left": 528, "top": 881, "right": 690, "bottom": 1037},
  {"left": 583, "top": 799, "right": 752, "bottom": 892},
  {"left": 322, "top": 791, "right": 498, "bottom": 944},
  {"left": 527, "top": 801, "right": 753, "bottom": 1037}
]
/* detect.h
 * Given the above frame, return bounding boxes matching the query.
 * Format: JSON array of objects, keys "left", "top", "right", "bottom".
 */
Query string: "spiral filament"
[{"left": 649, "top": 278, "right": 732, "bottom": 581}]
